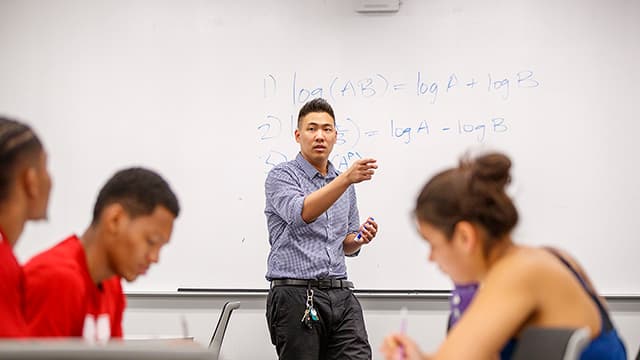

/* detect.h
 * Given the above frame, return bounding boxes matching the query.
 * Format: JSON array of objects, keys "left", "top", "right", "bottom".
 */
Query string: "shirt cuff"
[{"left": 290, "top": 195, "right": 308, "bottom": 226}]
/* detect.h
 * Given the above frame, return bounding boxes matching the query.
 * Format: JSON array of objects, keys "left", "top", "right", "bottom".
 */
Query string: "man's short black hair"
[
  {"left": 91, "top": 167, "right": 180, "bottom": 224},
  {"left": 0, "top": 116, "right": 44, "bottom": 203},
  {"left": 297, "top": 98, "right": 335, "bottom": 128}
]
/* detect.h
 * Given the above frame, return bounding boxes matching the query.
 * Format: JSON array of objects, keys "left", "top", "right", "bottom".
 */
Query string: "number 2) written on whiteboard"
[{"left": 257, "top": 115, "right": 282, "bottom": 140}]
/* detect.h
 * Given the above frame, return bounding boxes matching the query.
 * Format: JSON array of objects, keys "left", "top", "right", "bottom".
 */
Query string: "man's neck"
[
  {"left": 301, "top": 153, "right": 329, "bottom": 176},
  {"left": 0, "top": 204, "right": 26, "bottom": 247},
  {"left": 80, "top": 227, "right": 115, "bottom": 285},
  {"left": 314, "top": 163, "right": 328, "bottom": 176}
]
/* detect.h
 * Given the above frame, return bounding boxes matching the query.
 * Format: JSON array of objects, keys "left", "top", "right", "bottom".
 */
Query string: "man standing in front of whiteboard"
[{"left": 264, "top": 98, "right": 379, "bottom": 360}]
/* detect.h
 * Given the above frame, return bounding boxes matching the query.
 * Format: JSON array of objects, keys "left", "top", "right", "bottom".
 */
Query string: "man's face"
[
  {"left": 108, "top": 205, "right": 175, "bottom": 282},
  {"left": 28, "top": 150, "right": 52, "bottom": 221},
  {"left": 295, "top": 112, "right": 337, "bottom": 166}
]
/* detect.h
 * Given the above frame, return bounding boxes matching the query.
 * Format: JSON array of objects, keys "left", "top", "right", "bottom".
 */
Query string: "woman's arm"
[{"left": 431, "top": 254, "right": 540, "bottom": 359}]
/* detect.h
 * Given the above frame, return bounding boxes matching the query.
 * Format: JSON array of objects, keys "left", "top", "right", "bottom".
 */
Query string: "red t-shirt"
[
  {"left": 24, "top": 235, "right": 126, "bottom": 342},
  {"left": 0, "top": 228, "right": 27, "bottom": 337}
]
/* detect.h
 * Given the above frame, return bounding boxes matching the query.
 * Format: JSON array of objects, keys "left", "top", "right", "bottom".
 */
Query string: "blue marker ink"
[{"left": 356, "top": 217, "right": 375, "bottom": 242}]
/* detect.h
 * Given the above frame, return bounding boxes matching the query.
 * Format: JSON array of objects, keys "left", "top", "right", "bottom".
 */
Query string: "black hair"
[
  {"left": 0, "top": 116, "right": 44, "bottom": 203},
  {"left": 297, "top": 98, "right": 335, "bottom": 128},
  {"left": 91, "top": 167, "right": 180, "bottom": 224},
  {"left": 415, "top": 152, "right": 519, "bottom": 254}
]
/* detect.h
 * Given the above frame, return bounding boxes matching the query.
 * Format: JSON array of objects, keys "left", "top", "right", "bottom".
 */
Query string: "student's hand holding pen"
[{"left": 380, "top": 333, "right": 427, "bottom": 360}]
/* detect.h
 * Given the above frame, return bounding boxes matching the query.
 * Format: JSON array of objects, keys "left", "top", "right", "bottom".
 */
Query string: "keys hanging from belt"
[{"left": 301, "top": 287, "right": 319, "bottom": 329}]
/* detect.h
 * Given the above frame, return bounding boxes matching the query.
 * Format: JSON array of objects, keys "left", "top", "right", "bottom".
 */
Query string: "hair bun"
[
  {"left": 467, "top": 153, "right": 512, "bottom": 190},
  {"left": 416, "top": 151, "right": 518, "bottom": 242}
]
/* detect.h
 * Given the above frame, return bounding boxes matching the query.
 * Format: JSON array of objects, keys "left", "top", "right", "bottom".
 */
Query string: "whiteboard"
[{"left": 1, "top": 0, "right": 639, "bottom": 294}]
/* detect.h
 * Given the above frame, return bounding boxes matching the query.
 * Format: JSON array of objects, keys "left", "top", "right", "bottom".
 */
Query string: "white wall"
[{"left": 124, "top": 293, "right": 640, "bottom": 360}]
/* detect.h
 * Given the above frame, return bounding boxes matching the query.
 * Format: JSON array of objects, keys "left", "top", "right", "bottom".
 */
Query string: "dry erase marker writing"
[{"left": 355, "top": 217, "right": 375, "bottom": 242}]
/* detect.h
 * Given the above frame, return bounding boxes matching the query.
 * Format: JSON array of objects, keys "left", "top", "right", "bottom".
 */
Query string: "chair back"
[
  {"left": 209, "top": 301, "right": 241, "bottom": 360},
  {"left": 511, "top": 326, "right": 590, "bottom": 360}
]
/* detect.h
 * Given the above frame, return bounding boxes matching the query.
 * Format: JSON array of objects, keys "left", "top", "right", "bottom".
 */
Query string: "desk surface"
[{"left": 0, "top": 339, "right": 214, "bottom": 360}]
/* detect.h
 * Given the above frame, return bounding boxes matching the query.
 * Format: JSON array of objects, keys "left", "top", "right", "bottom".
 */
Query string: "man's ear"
[
  {"left": 453, "top": 221, "right": 479, "bottom": 254},
  {"left": 294, "top": 128, "right": 301, "bottom": 143},
  {"left": 23, "top": 166, "right": 40, "bottom": 199},
  {"left": 100, "top": 203, "right": 127, "bottom": 235}
]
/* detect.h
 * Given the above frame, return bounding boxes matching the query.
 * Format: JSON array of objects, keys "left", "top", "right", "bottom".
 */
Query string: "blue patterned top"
[{"left": 264, "top": 153, "right": 360, "bottom": 281}]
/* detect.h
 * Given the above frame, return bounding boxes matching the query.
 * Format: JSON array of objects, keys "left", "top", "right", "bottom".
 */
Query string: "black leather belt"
[{"left": 270, "top": 279, "right": 354, "bottom": 289}]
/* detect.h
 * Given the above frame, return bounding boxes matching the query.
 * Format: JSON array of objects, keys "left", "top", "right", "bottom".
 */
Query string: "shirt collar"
[
  {"left": 0, "top": 226, "right": 6, "bottom": 244},
  {"left": 295, "top": 152, "right": 338, "bottom": 180}
]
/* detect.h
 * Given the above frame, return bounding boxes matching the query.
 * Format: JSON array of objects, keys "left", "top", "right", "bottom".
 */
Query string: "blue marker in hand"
[{"left": 355, "top": 217, "right": 375, "bottom": 242}]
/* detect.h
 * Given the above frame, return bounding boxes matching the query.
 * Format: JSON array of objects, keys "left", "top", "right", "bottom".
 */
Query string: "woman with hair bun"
[{"left": 381, "top": 152, "right": 626, "bottom": 360}]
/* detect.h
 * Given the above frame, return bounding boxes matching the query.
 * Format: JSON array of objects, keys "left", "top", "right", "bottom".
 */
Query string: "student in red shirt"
[
  {"left": 0, "top": 116, "right": 52, "bottom": 337},
  {"left": 24, "top": 167, "right": 180, "bottom": 342}
]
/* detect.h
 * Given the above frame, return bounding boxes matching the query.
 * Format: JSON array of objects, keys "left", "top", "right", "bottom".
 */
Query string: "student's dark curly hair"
[
  {"left": 0, "top": 116, "right": 44, "bottom": 203},
  {"left": 91, "top": 167, "right": 180, "bottom": 224}
]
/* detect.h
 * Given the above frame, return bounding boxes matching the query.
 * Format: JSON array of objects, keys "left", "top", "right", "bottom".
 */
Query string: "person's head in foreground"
[
  {"left": 0, "top": 116, "right": 51, "bottom": 338},
  {"left": 87, "top": 167, "right": 180, "bottom": 282},
  {"left": 381, "top": 152, "right": 626, "bottom": 360},
  {"left": 0, "top": 116, "right": 51, "bottom": 246}
]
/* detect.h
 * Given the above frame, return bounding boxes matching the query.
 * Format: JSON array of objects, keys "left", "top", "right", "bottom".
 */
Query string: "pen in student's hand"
[
  {"left": 398, "top": 307, "right": 408, "bottom": 360},
  {"left": 355, "top": 217, "right": 375, "bottom": 242}
]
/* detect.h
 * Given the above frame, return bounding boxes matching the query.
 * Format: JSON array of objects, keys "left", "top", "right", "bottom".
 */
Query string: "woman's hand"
[{"left": 380, "top": 333, "right": 427, "bottom": 360}]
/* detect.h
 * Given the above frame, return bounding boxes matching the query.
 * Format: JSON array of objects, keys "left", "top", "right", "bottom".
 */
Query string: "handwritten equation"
[
  {"left": 264, "top": 70, "right": 539, "bottom": 104},
  {"left": 259, "top": 69, "right": 540, "bottom": 171},
  {"left": 258, "top": 115, "right": 510, "bottom": 171}
]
